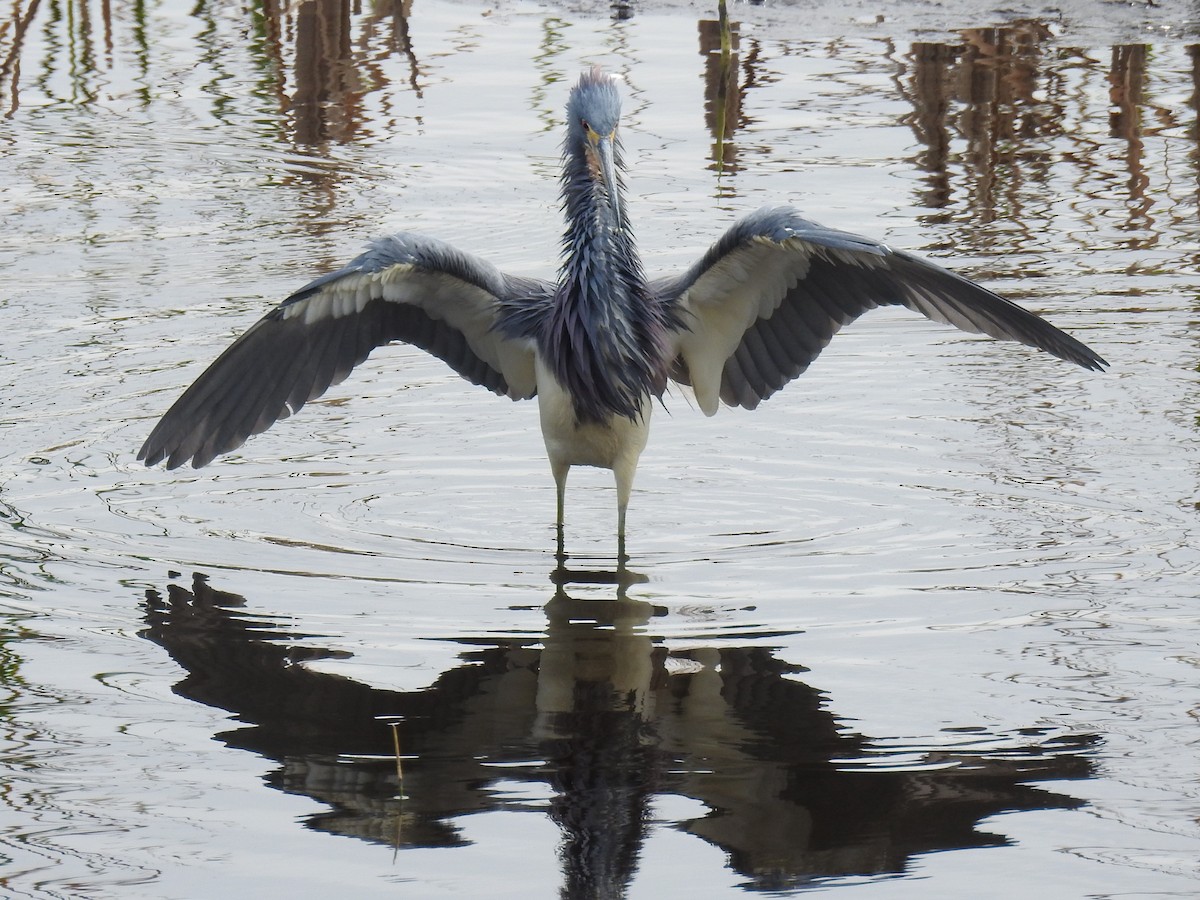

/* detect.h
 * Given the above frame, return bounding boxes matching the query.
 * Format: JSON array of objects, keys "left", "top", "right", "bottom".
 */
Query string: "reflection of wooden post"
[
  {"left": 0, "top": 0, "right": 43, "bottom": 115},
  {"left": 903, "top": 25, "right": 1054, "bottom": 228},
  {"left": 1108, "top": 45, "right": 1151, "bottom": 218},
  {"left": 1109, "top": 45, "right": 1147, "bottom": 140},
  {"left": 292, "top": 0, "right": 356, "bottom": 145},
  {"left": 1190, "top": 45, "right": 1200, "bottom": 131},
  {"left": 380, "top": 0, "right": 421, "bottom": 94},
  {"left": 714, "top": 0, "right": 731, "bottom": 169},
  {"left": 1190, "top": 46, "right": 1200, "bottom": 210},
  {"left": 698, "top": 0, "right": 740, "bottom": 172},
  {"left": 907, "top": 42, "right": 955, "bottom": 213}
]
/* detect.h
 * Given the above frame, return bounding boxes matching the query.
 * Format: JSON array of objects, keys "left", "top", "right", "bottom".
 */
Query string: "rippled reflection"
[
  {"left": 7, "top": 1, "right": 1197, "bottom": 234},
  {"left": 899, "top": 27, "right": 1196, "bottom": 252},
  {"left": 143, "top": 574, "right": 1097, "bottom": 893},
  {"left": 3, "top": 0, "right": 1195, "bottom": 344}
]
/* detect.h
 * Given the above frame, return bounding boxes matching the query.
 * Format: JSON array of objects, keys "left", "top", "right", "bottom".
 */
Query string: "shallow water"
[{"left": 2, "top": 0, "right": 1199, "bottom": 896}]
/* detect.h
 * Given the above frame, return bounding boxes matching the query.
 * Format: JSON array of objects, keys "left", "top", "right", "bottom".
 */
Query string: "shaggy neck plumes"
[{"left": 542, "top": 132, "right": 670, "bottom": 425}]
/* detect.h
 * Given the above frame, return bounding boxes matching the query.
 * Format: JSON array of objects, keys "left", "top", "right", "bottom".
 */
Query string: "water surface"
[{"left": 1, "top": 0, "right": 1199, "bottom": 896}]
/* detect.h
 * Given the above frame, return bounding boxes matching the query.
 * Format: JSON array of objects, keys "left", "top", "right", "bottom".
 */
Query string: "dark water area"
[{"left": 1, "top": 0, "right": 1199, "bottom": 896}]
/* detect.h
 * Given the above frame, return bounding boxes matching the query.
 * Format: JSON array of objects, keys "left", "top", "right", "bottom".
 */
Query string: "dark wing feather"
[
  {"left": 654, "top": 206, "right": 1106, "bottom": 415},
  {"left": 140, "top": 233, "right": 544, "bottom": 469}
]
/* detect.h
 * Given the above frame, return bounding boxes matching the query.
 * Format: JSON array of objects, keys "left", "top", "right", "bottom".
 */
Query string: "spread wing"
[
  {"left": 139, "top": 233, "right": 547, "bottom": 469},
  {"left": 655, "top": 206, "right": 1107, "bottom": 415}
]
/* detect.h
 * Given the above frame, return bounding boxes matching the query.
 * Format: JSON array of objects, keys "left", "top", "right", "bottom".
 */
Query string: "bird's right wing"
[
  {"left": 140, "top": 233, "right": 545, "bottom": 469},
  {"left": 654, "top": 206, "right": 1106, "bottom": 415}
]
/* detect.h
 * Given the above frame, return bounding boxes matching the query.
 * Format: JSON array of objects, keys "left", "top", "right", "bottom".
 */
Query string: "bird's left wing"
[
  {"left": 140, "top": 233, "right": 545, "bottom": 469},
  {"left": 654, "top": 206, "right": 1106, "bottom": 416}
]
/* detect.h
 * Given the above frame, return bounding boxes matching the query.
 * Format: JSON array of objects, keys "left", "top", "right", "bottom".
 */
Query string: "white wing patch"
[
  {"left": 279, "top": 269, "right": 409, "bottom": 325},
  {"left": 280, "top": 262, "right": 537, "bottom": 399},
  {"left": 674, "top": 236, "right": 809, "bottom": 416},
  {"left": 673, "top": 234, "right": 889, "bottom": 415}
]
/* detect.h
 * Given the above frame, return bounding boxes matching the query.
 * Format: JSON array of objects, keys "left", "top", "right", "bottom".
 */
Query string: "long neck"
[
  {"left": 543, "top": 146, "right": 668, "bottom": 425},
  {"left": 560, "top": 144, "right": 640, "bottom": 310}
]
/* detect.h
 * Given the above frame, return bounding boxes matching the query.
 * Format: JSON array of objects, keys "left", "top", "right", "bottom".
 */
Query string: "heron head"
[{"left": 566, "top": 67, "right": 623, "bottom": 229}]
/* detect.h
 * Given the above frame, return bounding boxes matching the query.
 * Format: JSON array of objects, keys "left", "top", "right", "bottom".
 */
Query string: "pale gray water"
[{"left": 1, "top": 0, "right": 1199, "bottom": 896}]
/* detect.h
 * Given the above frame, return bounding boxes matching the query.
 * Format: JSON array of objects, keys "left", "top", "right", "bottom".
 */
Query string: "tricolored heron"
[{"left": 139, "top": 68, "right": 1106, "bottom": 561}]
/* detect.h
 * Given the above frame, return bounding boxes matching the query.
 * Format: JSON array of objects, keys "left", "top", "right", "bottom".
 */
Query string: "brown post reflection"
[
  {"left": 1191, "top": 45, "right": 1200, "bottom": 217},
  {"left": 698, "top": 1, "right": 743, "bottom": 173},
  {"left": 898, "top": 25, "right": 1185, "bottom": 251},
  {"left": 1109, "top": 45, "right": 1147, "bottom": 139},
  {"left": 903, "top": 23, "right": 1056, "bottom": 229},
  {"left": 142, "top": 574, "right": 1097, "bottom": 894},
  {"left": 255, "top": 0, "right": 288, "bottom": 121},
  {"left": 291, "top": 0, "right": 358, "bottom": 146},
  {"left": 244, "top": 0, "right": 424, "bottom": 262},
  {"left": 375, "top": 0, "right": 421, "bottom": 95},
  {"left": 907, "top": 41, "right": 956, "bottom": 216},
  {"left": 1109, "top": 45, "right": 1153, "bottom": 230},
  {"left": 0, "top": 0, "right": 41, "bottom": 117}
]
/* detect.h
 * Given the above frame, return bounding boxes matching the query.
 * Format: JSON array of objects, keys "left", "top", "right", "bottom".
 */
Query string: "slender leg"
[
  {"left": 617, "top": 502, "right": 627, "bottom": 569},
  {"left": 552, "top": 462, "right": 569, "bottom": 565},
  {"left": 613, "top": 457, "right": 637, "bottom": 570}
]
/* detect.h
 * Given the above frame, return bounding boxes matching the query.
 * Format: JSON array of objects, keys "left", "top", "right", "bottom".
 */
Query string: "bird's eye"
[{"left": 580, "top": 118, "right": 590, "bottom": 132}]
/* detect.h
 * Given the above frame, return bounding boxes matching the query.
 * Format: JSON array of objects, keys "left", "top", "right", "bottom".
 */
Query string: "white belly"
[{"left": 535, "top": 357, "right": 651, "bottom": 474}]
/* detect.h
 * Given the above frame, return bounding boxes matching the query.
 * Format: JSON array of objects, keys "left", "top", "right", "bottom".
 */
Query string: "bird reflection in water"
[{"left": 142, "top": 574, "right": 1097, "bottom": 893}]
